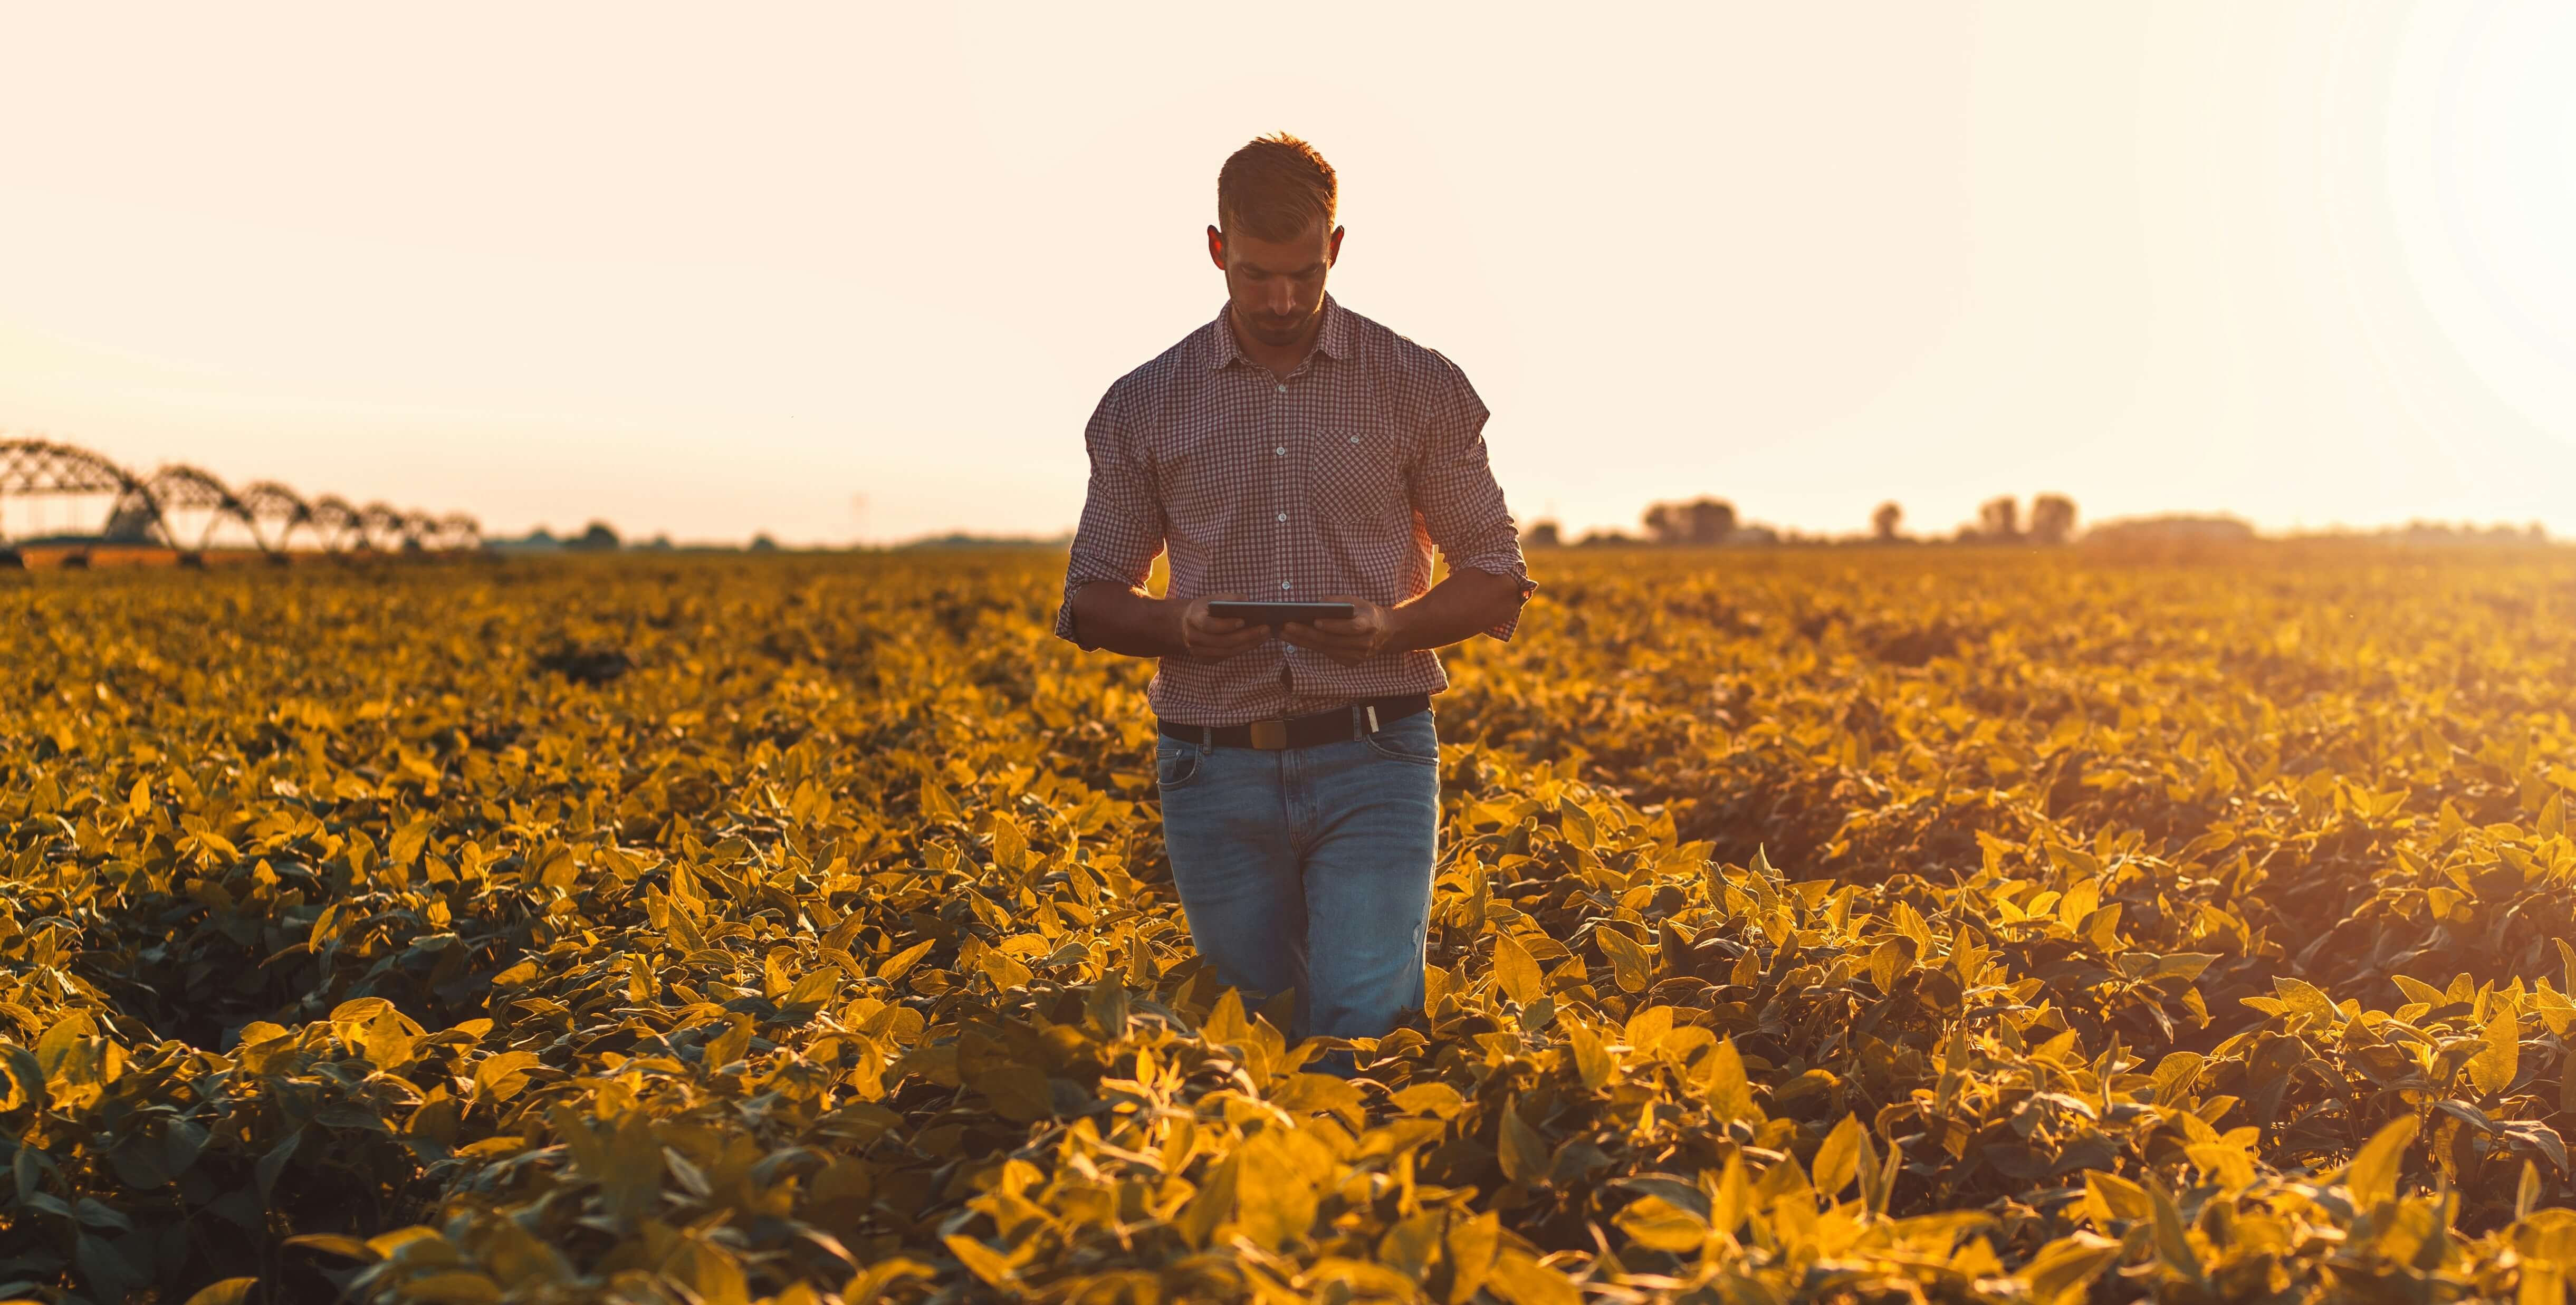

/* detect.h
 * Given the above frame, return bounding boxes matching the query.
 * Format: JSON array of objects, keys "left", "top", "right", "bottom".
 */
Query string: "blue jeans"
[{"left": 1154, "top": 707, "right": 1440, "bottom": 1077}]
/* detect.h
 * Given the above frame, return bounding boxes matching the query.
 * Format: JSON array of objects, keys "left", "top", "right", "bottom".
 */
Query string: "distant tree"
[
  {"left": 1645, "top": 497, "right": 1738, "bottom": 545},
  {"left": 1871, "top": 501, "right": 1903, "bottom": 542},
  {"left": 1686, "top": 498, "right": 1737, "bottom": 545},
  {"left": 2029, "top": 494, "right": 2078, "bottom": 545},
  {"left": 566, "top": 521, "right": 621, "bottom": 552},
  {"left": 1523, "top": 520, "right": 1562, "bottom": 549},
  {"left": 1641, "top": 502, "right": 1677, "bottom": 544},
  {"left": 749, "top": 533, "right": 780, "bottom": 552},
  {"left": 1976, "top": 496, "right": 2020, "bottom": 541}
]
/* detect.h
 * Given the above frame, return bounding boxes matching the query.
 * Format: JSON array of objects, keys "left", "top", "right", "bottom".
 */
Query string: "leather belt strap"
[{"left": 1157, "top": 692, "right": 1431, "bottom": 751}]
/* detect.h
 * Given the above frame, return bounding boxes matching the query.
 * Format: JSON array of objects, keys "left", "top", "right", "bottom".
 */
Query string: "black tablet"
[{"left": 1206, "top": 600, "right": 1357, "bottom": 627}]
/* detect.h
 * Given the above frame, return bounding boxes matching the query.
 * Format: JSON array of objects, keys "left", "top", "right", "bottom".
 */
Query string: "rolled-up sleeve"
[
  {"left": 1055, "top": 385, "right": 1165, "bottom": 650},
  {"left": 1411, "top": 360, "right": 1537, "bottom": 641}
]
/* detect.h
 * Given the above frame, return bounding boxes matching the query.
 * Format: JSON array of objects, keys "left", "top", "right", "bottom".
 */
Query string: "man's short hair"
[{"left": 1217, "top": 133, "right": 1337, "bottom": 242}]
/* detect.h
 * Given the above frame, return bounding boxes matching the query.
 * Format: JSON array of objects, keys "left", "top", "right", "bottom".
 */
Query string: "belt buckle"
[{"left": 1248, "top": 718, "right": 1289, "bottom": 750}]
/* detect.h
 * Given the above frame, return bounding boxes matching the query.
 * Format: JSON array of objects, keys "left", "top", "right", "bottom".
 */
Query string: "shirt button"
[
  {"left": 1273, "top": 446, "right": 1285, "bottom": 456},
  {"left": 1276, "top": 512, "right": 1287, "bottom": 522},
  {"left": 1348, "top": 435, "right": 1362, "bottom": 443},
  {"left": 1280, "top": 580, "right": 1292, "bottom": 590},
  {"left": 1276, "top": 383, "right": 1287, "bottom": 394}
]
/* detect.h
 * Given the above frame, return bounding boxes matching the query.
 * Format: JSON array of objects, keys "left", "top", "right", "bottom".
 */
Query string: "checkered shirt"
[{"left": 1054, "top": 294, "right": 1537, "bottom": 727}]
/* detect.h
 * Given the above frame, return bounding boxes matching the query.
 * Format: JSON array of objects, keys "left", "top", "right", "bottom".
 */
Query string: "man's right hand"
[{"left": 1176, "top": 594, "right": 1271, "bottom": 661}]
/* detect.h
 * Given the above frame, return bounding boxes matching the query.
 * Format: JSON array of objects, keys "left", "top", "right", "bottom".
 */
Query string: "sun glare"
[{"left": 2379, "top": 2, "right": 2576, "bottom": 448}]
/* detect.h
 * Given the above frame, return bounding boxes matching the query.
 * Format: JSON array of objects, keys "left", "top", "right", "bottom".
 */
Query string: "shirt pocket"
[{"left": 1309, "top": 429, "right": 1409, "bottom": 526}]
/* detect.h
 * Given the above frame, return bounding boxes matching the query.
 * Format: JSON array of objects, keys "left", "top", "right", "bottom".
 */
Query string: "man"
[{"left": 1053, "top": 133, "right": 1535, "bottom": 1076}]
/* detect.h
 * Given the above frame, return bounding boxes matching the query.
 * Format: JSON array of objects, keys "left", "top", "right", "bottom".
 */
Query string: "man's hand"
[
  {"left": 1176, "top": 594, "right": 1271, "bottom": 662},
  {"left": 1281, "top": 595, "right": 1400, "bottom": 666}
]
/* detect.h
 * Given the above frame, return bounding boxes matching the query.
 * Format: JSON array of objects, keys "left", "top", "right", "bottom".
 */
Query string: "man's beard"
[{"left": 1242, "top": 308, "right": 1316, "bottom": 345}]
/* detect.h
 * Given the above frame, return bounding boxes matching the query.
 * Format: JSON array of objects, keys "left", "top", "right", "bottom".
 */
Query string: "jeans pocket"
[
  {"left": 1155, "top": 741, "right": 1205, "bottom": 789},
  {"left": 1363, "top": 714, "right": 1439, "bottom": 766}
]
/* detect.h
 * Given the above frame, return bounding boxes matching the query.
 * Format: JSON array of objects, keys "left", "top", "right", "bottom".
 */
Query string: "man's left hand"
[{"left": 1281, "top": 596, "right": 1403, "bottom": 666}]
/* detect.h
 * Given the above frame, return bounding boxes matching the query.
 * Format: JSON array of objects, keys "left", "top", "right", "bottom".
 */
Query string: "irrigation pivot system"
[{"left": 0, "top": 436, "right": 483, "bottom": 567}]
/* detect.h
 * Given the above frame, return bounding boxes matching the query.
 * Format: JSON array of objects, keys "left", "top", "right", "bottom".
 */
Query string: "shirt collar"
[
  {"left": 1205, "top": 292, "right": 1352, "bottom": 370},
  {"left": 1316, "top": 293, "right": 1353, "bottom": 361}
]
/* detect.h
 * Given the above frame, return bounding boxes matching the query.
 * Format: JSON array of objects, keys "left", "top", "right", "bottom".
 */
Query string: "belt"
[{"left": 1158, "top": 692, "right": 1431, "bottom": 750}]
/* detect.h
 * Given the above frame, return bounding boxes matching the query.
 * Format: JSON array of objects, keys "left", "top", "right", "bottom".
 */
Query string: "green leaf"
[
  {"left": 1233, "top": 1129, "right": 1323, "bottom": 1251},
  {"left": 943, "top": 1235, "right": 1015, "bottom": 1288},
  {"left": 2084, "top": 1169, "right": 2152, "bottom": 1222},
  {"left": 1175, "top": 1154, "right": 1236, "bottom": 1251},
  {"left": 988, "top": 813, "right": 1029, "bottom": 875},
  {"left": 2468, "top": 1007, "right": 2521, "bottom": 1097},
  {"left": 1492, "top": 932, "right": 1541, "bottom": 1007},
  {"left": 2023, "top": 1233, "right": 2121, "bottom": 1305},
  {"left": 2150, "top": 1051, "right": 2206, "bottom": 1106},
  {"left": 1811, "top": 1114, "right": 1864, "bottom": 1199},
  {"left": 388, "top": 817, "right": 432, "bottom": 868},
  {"left": 876, "top": 938, "right": 935, "bottom": 981},
  {"left": 846, "top": 1258, "right": 936, "bottom": 1304},
  {"left": 959, "top": 1033, "right": 1051, "bottom": 1124},
  {"left": 1444, "top": 1211, "right": 1500, "bottom": 1305},
  {"left": 1594, "top": 925, "right": 1654, "bottom": 994},
  {"left": 1563, "top": 1018, "right": 1613, "bottom": 1090},
  {"left": 70, "top": 1198, "right": 131, "bottom": 1231},
  {"left": 1497, "top": 1097, "right": 1549, "bottom": 1184},
  {"left": 34, "top": 1012, "right": 93, "bottom": 1080},
  {"left": 2148, "top": 1178, "right": 2204, "bottom": 1283},
  {"left": 254, "top": 1128, "right": 303, "bottom": 1205},
  {"left": 475, "top": 1051, "right": 541, "bottom": 1100},
  {"left": 1702, "top": 1037, "right": 1756, "bottom": 1123},
  {"left": 2347, "top": 1115, "right": 2420, "bottom": 1211},
  {"left": 185, "top": 1278, "right": 260, "bottom": 1305},
  {"left": 0, "top": 1044, "right": 45, "bottom": 1112},
  {"left": 2272, "top": 976, "right": 2339, "bottom": 1028},
  {"left": 1866, "top": 937, "right": 1911, "bottom": 993},
  {"left": 1710, "top": 1152, "right": 1757, "bottom": 1236},
  {"left": 782, "top": 966, "right": 839, "bottom": 1010},
  {"left": 1485, "top": 1251, "right": 1583, "bottom": 1305},
  {"left": 1613, "top": 1194, "right": 1708, "bottom": 1251}
]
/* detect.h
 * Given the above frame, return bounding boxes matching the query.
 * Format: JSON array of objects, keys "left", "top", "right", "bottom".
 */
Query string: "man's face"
[{"left": 1209, "top": 220, "right": 1343, "bottom": 348}]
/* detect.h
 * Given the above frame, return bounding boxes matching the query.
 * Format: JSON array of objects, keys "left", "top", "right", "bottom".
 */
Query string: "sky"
[{"left": 3, "top": 2, "right": 2573, "bottom": 545}]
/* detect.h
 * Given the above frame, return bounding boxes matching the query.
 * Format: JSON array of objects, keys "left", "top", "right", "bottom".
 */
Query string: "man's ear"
[
  {"left": 1206, "top": 224, "right": 1227, "bottom": 271},
  {"left": 1327, "top": 225, "right": 1345, "bottom": 267}
]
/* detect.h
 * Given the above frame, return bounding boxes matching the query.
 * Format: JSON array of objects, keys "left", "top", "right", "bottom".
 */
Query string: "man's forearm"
[
  {"left": 1067, "top": 581, "right": 1187, "bottom": 658},
  {"left": 1387, "top": 566, "right": 1526, "bottom": 651}
]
